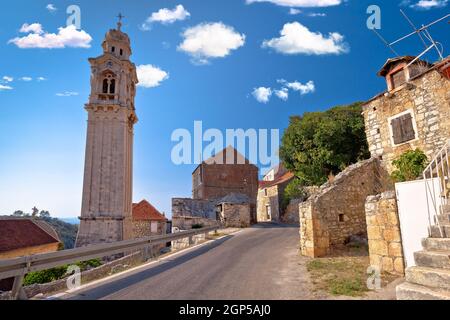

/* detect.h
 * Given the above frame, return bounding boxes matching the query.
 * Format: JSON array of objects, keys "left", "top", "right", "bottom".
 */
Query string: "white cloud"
[
  {"left": 20, "top": 23, "right": 44, "bottom": 34},
  {"left": 178, "top": 22, "right": 246, "bottom": 64},
  {"left": 142, "top": 4, "right": 191, "bottom": 30},
  {"left": 2, "top": 76, "right": 13, "bottom": 83},
  {"left": 20, "top": 77, "right": 33, "bottom": 82},
  {"left": 410, "top": 0, "right": 448, "bottom": 9},
  {"left": 9, "top": 24, "right": 92, "bottom": 49},
  {"left": 289, "top": 8, "right": 302, "bottom": 14},
  {"left": 252, "top": 87, "right": 272, "bottom": 103},
  {"left": 246, "top": 0, "right": 342, "bottom": 7},
  {"left": 0, "top": 85, "right": 13, "bottom": 91},
  {"left": 136, "top": 65, "right": 169, "bottom": 88},
  {"left": 308, "top": 12, "right": 327, "bottom": 17},
  {"left": 46, "top": 4, "right": 57, "bottom": 12},
  {"left": 262, "top": 22, "right": 349, "bottom": 55},
  {"left": 275, "top": 88, "right": 289, "bottom": 101},
  {"left": 37, "top": 77, "right": 47, "bottom": 81},
  {"left": 56, "top": 91, "right": 78, "bottom": 97},
  {"left": 285, "top": 80, "right": 315, "bottom": 94}
]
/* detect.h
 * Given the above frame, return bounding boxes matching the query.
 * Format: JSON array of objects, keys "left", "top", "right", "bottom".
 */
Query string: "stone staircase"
[{"left": 397, "top": 206, "right": 450, "bottom": 300}]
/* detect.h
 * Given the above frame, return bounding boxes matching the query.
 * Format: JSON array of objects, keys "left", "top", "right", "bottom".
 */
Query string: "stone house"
[
  {"left": 172, "top": 146, "right": 258, "bottom": 229},
  {"left": 192, "top": 146, "right": 259, "bottom": 223},
  {"left": 0, "top": 217, "right": 61, "bottom": 291},
  {"left": 361, "top": 56, "right": 450, "bottom": 279},
  {"left": 363, "top": 56, "right": 450, "bottom": 172},
  {"left": 0, "top": 217, "right": 61, "bottom": 259},
  {"left": 257, "top": 165, "right": 294, "bottom": 222},
  {"left": 132, "top": 200, "right": 167, "bottom": 238}
]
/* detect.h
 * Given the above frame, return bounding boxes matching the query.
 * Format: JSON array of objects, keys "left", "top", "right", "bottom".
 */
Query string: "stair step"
[
  {"left": 430, "top": 225, "right": 450, "bottom": 238},
  {"left": 422, "top": 238, "right": 450, "bottom": 251},
  {"left": 396, "top": 282, "right": 450, "bottom": 300},
  {"left": 442, "top": 204, "right": 450, "bottom": 214},
  {"left": 406, "top": 266, "right": 450, "bottom": 290},
  {"left": 415, "top": 250, "right": 450, "bottom": 269},
  {"left": 437, "top": 214, "right": 450, "bottom": 226}
]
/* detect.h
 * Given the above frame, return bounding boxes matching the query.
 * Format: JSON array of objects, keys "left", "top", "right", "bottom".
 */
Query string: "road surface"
[{"left": 63, "top": 223, "right": 314, "bottom": 300}]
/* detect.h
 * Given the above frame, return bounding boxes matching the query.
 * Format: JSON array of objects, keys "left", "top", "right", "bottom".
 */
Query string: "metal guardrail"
[
  {"left": 0, "top": 225, "right": 220, "bottom": 300},
  {"left": 424, "top": 140, "right": 450, "bottom": 237}
]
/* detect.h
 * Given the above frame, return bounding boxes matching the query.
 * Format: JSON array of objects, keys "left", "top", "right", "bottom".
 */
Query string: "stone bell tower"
[{"left": 76, "top": 18, "right": 139, "bottom": 247}]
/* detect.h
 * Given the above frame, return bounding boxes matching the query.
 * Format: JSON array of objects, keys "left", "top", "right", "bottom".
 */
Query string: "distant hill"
[
  {"left": 41, "top": 217, "right": 78, "bottom": 249},
  {"left": 59, "top": 217, "right": 80, "bottom": 225}
]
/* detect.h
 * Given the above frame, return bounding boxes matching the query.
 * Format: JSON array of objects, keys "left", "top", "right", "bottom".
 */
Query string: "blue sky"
[{"left": 0, "top": 0, "right": 448, "bottom": 218}]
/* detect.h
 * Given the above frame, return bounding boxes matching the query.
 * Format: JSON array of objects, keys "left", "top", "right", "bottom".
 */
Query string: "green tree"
[
  {"left": 281, "top": 178, "right": 307, "bottom": 211},
  {"left": 391, "top": 149, "right": 428, "bottom": 182},
  {"left": 280, "top": 102, "right": 370, "bottom": 186},
  {"left": 13, "top": 210, "right": 24, "bottom": 217},
  {"left": 39, "top": 210, "right": 51, "bottom": 218}
]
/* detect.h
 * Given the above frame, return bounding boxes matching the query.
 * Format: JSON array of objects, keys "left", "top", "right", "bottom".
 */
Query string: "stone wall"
[
  {"left": 219, "top": 203, "right": 251, "bottom": 228},
  {"left": 365, "top": 191, "right": 405, "bottom": 275},
  {"left": 172, "top": 198, "right": 217, "bottom": 229},
  {"left": 299, "top": 158, "right": 391, "bottom": 258},
  {"left": 257, "top": 185, "right": 280, "bottom": 222},
  {"left": 132, "top": 220, "right": 166, "bottom": 239},
  {"left": 363, "top": 68, "right": 450, "bottom": 173},
  {"left": 282, "top": 199, "right": 302, "bottom": 224}
]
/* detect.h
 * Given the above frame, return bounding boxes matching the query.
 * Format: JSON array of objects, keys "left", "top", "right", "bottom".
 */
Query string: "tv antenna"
[{"left": 372, "top": 10, "right": 449, "bottom": 68}]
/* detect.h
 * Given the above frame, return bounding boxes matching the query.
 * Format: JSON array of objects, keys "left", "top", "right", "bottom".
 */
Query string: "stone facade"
[
  {"left": 257, "top": 166, "right": 294, "bottom": 223},
  {"left": 281, "top": 199, "right": 302, "bottom": 224},
  {"left": 365, "top": 191, "right": 405, "bottom": 275},
  {"left": 218, "top": 203, "right": 251, "bottom": 228},
  {"left": 363, "top": 57, "right": 450, "bottom": 173},
  {"left": 299, "top": 158, "right": 391, "bottom": 257},
  {"left": 257, "top": 185, "right": 281, "bottom": 222},
  {"left": 76, "top": 22, "right": 139, "bottom": 247},
  {"left": 192, "top": 147, "right": 259, "bottom": 223}
]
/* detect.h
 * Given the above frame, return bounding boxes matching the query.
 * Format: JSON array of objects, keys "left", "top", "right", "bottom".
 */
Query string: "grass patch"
[{"left": 306, "top": 253, "right": 370, "bottom": 298}]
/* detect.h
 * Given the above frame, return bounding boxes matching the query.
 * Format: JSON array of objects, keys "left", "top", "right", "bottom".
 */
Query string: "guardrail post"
[
  {"left": 188, "top": 236, "right": 194, "bottom": 246},
  {"left": 11, "top": 275, "right": 27, "bottom": 300}
]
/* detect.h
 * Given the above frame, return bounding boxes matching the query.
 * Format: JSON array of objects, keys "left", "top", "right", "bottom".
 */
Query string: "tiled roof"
[
  {"left": 259, "top": 172, "right": 295, "bottom": 189},
  {"left": 0, "top": 218, "right": 60, "bottom": 253},
  {"left": 132, "top": 200, "right": 166, "bottom": 221}
]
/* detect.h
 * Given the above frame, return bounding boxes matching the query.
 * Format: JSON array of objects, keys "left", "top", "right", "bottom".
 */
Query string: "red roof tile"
[
  {"left": 0, "top": 218, "right": 60, "bottom": 253},
  {"left": 259, "top": 172, "right": 295, "bottom": 189},
  {"left": 132, "top": 200, "right": 166, "bottom": 221}
]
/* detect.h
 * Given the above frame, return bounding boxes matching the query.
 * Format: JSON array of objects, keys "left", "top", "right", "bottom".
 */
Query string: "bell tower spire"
[{"left": 76, "top": 20, "right": 139, "bottom": 247}]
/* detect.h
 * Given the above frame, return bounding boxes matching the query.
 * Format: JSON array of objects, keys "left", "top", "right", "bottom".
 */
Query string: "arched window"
[
  {"left": 111, "top": 46, "right": 115, "bottom": 53},
  {"left": 102, "top": 79, "right": 108, "bottom": 93},
  {"left": 102, "top": 74, "right": 116, "bottom": 95},
  {"left": 110, "top": 79, "right": 116, "bottom": 94}
]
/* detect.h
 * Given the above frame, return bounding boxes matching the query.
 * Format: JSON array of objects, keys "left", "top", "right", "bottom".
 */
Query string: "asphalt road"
[{"left": 63, "top": 223, "right": 314, "bottom": 300}]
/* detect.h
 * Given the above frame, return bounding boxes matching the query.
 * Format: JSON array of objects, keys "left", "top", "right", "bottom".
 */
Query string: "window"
[
  {"left": 390, "top": 112, "right": 416, "bottom": 145},
  {"left": 111, "top": 46, "right": 115, "bottom": 53},
  {"left": 102, "top": 74, "right": 116, "bottom": 95},
  {"left": 338, "top": 214, "right": 345, "bottom": 223},
  {"left": 120, "top": 49, "right": 123, "bottom": 56},
  {"left": 264, "top": 189, "right": 268, "bottom": 197},
  {"left": 391, "top": 70, "right": 406, "bottom": 89},
  {"left": 151, "top": 222, "right": 158, "bottom": 233}
]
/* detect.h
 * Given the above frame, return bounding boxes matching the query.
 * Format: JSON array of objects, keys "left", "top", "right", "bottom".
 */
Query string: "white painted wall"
[{"left": 395, "top": 178, "right": 440, "bottom": 268}]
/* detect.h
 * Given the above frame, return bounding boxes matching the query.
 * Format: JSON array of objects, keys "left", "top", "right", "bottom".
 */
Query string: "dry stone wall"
[
  {"left": 299, "top": 158, "right": 391, "bottom": 257},
  {"left": 365, "top": 191, "right": 405, "bottom": 275}
]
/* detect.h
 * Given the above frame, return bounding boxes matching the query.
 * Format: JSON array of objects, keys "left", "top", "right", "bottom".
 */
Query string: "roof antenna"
[{"left": 372, "top": 10, "right": 449, "bottom": 64}]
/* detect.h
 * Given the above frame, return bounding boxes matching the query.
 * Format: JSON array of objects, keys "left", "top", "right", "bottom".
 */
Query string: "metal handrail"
[
  {"left": 0, "top": 225, "right": 220, "bottom": 299},
  {"left": 423, "top": 140, "right": 450, "bottom": 237}
]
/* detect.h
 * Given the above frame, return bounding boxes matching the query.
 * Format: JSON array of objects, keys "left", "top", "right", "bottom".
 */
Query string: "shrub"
[
  {"left": 391, "top": 149, "right": 428, "bottom": 182},
  {"left": 281, "top": 178, "right": 307, "bottom": 211},
  {"left": 24, "top": 266, "right": 68, "bottom": 285}
]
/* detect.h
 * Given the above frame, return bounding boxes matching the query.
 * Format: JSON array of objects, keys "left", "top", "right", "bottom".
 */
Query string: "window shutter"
[
  {"left": 401, "top": 113, "right": 416, "bottom": 142},
  {"left": 391, "top": 117, "right": 403, "bottom": 145}
]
